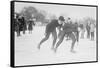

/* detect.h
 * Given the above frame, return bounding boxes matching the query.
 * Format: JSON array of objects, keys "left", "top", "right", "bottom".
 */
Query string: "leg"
[
  {"left": 29, "top": 30, "right": 31, "bottom": 34},
  {"left": 18, "top": 26, "right": 21, "bottom": 36},
  {"left": 87, "top": 31, "right": 90, "bottom": 38},
  {"left": 17, "top": 31, "right": 19, "bottom": 36},
  {"left": 54, "top": 31, "right": 65, "bottom": 52},
  {"left": 31, "top": 26, "right": 33, "bottom": 34},
  {"left": 51, "top": 29, "right": 57, "bottom": 50},
  {"left": 87, "top": 31, "right": 89, "bottom": 38},
  {"left": 38, "top": 33, "right": 50, "bottom": 49},
  {"left": 16, "top": 29, "right": 20, "bottom": 37},
  {"left": 69, "top": 33, "right": 76, "bottom": 53},
  {"left": 88, "top": 31, "right": 90, "bottom": 38},
  {"left": 23, "top": 30, "right": 25, "bottom": 34},
  {"left": 23, "top": 26, "right": 25, "bottom": 34},
  {"left": 17, "top": 25, "right": 20, "bottom": 36},
  {"left": 75, "top": 31, "right": 79, "bottom": 42},
  {"left": 91, "top": 32, "right": 94, "bottom": 40},
  {"left": 92, "top": 32, "right": 94, "bottom": 40}
]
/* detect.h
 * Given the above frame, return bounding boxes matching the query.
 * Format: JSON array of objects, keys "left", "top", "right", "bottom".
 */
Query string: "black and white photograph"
[{"left": 11, "top": 1, "right": 98, "bottom": 67}]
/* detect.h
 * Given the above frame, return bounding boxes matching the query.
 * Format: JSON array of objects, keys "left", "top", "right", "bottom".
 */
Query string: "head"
[
  {"left": 67, "top": 17, "right": 72, "bottom": 24},
  {"left": 68, "top": 17, "right": 71, "bottom": 20},
  {"left": 58, "top": 16, "right": 65, "bottom": 24}
]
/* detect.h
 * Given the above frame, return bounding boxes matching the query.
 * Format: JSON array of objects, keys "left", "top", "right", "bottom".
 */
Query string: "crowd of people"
[
  {"left": 14, "top": 14, "right": 96, "bottom": 53},
  {"left": 86, "top": 21, "right": 96, "bottom": 40},
  {"left": 14, "top": 14, "right": 35, "bottom": 36},
  {"left": 37, "top": 16, "right": 96, "bottom": 53},
  {"left": 79, "top": 20, "right": 96, "bottom": 40}
]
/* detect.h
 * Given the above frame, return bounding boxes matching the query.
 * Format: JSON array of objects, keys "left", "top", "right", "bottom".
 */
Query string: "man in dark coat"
[
  {"left": 14, "top": 15, "right": 21, "bottom": 36},
  {"left": 54, "top": 18, "right": 79, "bottom": 53},
  {"left": 21, "top": 16, "right": 26, "bottom": 34},
  {"left": 38, "top": 16, "right": 65, "bottom": 50}
]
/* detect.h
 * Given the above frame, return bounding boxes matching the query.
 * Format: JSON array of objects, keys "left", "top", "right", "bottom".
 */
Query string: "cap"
[{"left": 59, "top": 16, "right": 65, "bottom": 21}]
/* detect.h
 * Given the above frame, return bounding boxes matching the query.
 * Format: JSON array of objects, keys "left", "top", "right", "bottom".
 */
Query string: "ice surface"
[{"left": 15, "top": 26, "right": 97, "bottom": 66}]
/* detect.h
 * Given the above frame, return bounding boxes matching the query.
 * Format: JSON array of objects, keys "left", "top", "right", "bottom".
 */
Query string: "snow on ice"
[{"left": 15, "top": 26, "right": 97, "bottom": 66}]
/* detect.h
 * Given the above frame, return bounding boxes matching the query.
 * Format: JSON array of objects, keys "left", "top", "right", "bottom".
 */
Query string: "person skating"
[
  {"left": 38, "top": 16, "right": 65, "bottom": 50},
  {"left": 54, "top": 18, "right": 79, "bottom": 53}
]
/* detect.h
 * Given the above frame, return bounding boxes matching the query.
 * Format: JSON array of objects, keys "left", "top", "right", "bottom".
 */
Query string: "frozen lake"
[{"left": 15, "top": 26, "right": 97, "bottom": 66}]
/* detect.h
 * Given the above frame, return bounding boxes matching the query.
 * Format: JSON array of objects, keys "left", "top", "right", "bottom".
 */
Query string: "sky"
[{"left": 15, "top": 2, "right": 96, "bottom": 21}]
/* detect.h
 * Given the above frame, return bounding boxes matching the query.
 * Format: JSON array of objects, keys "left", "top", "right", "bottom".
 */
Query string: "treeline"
[{"left": 15, "top": 6, "right": 49, "bottom": 25}]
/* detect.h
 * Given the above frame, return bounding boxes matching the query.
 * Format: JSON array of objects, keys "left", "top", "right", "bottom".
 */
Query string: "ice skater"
[
  {"left": 54, "top": 18, "right": 79, "bottom": 53},
  {"left": 38, "top": 16, "right": 65, "bottom": 50}
]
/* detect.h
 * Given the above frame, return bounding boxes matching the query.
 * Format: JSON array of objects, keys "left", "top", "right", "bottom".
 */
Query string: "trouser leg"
[
  {"left": 69, "top": 33, "right": 76, "bottom": 52},
  {"left": 54, "top": 31, "right": 65, "bottom": 52},
  {"left": 38, "top": 33, "right": 50, "bottom": 49},
  {"left": 23, "top": 26, "right": 25, "bottom": 34},
  {"left": 51, "top": 29, "right": 57, "bottom": 49},
  {"left": 75, "top": 31, "right": 79, "bottom": 42},
  {"left": 87, "top": 31, "right": 90, "bottom": 38},
  {"left": 91, "top": 32, "right": 94, "bottom": 40}
]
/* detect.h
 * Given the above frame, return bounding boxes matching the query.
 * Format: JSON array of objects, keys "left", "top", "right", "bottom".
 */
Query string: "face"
[{"left": 58, "top": 20, "right": 64, "bottom": 24}]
